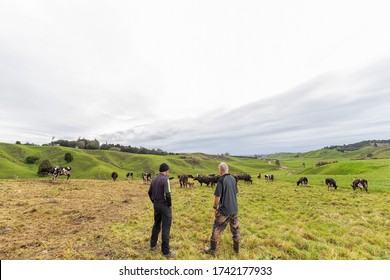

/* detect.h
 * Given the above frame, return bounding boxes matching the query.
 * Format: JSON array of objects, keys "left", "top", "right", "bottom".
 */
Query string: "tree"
[
  {"left": 76, "top": 141, "right": 86, "bottom": 149},
  {"left": 86, "top": 139, "right": 100, "bottom": 150},
  {"left": 37, "top": 159, "right": 52, "bottom": 176},
  {"left": 64, "top": 152, "right": 73, "bottom": 163}
]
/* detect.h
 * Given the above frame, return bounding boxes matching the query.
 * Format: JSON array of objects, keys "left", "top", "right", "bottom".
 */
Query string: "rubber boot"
[
  {"left": 233, "top": 241, "right": 239, "bottom": 254},
  {"left": 204, "top": 241, "right": 217, "bottom": 256}
]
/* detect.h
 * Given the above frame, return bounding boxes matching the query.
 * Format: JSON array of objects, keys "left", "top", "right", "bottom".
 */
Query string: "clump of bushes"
[
  {"left": 25, "top": 156, "right": 39, "bottom": 164},
  {"left": 64, "top": 152, "right": 73, "bottom": 163},
  {"left": 315, "top": 160, "right": 338, "bottom": 167}
]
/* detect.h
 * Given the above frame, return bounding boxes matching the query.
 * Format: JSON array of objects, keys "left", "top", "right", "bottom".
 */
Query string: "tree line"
[
  {"left": 40, "top": 138, "right": 175, "bottom": 156},
  {"left": 323, "top": 139, "right": 390, "bottom": 152}
]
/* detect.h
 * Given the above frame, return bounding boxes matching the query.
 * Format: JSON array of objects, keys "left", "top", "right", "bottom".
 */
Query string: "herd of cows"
[{"left": 39, "top": 166, "right": 369, "bottom": 192}]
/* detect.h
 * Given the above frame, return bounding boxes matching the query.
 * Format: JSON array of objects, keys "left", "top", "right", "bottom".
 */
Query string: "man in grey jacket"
[{"left": 205, "top": 162, "right": 240, "bottom": 255}]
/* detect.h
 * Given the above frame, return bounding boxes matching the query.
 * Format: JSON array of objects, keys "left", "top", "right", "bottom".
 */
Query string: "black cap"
[{"left": 159, "top": 163, "right": 169, "bottom": 172}]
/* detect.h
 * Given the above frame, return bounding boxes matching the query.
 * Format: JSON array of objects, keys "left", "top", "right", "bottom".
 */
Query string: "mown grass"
[{"left": 1, "top": 177, "right": 389, "bottom": 260}]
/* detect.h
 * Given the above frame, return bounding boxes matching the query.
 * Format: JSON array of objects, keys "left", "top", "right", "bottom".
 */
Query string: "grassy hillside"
[
  {"left": 0, "top": 143, "right": 270, "bottom": 180},
  {"left": 1, "top": 142, "right": 390, "bottom": 191},
  {"left": 265, "top": 146, "right": 390, "bottom": 191}
]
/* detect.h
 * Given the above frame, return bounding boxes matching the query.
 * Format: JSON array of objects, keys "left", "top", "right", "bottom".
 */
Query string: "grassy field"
[
  {"left": 1, "top": 177, "right": 389, "bottom": 260},
  {"left": 1, "top": 142, "right": 389, "bottom": 259}
]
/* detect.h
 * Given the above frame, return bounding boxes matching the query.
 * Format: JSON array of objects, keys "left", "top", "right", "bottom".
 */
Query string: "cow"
[
  {"left": 257, "top": 173, "right": 261, "bottom": 179},
  {"left": 187, "top": 182, "right": 195, "bottom": 188},
  {"left": 111, "top": 172, "right": 118, "bottom": 181},
  {"left": 126, "top": 172, "right": 134, "bottom": 179},
  {"left": 297, "top": 177, "right": 308, "bottom": 186},
  {"left": 325, "top": 178, "right": 337, "bottom": 190},
  {"left": 40, "top": 166, "right": 71, "bottom": 182},
  {"left": 351, "top": 179, "right": 368, "bottom": 192},
  {"left": 265, "top": 174, "right": 274, "bottom": 181},
  {"left": 179, "top": 174, "right": 189, "bottom": 188},
  {"left": 209, "top": 175, "right": 221, "bottom": 187},
  {"left": 233, "top": 174, "right": 252, "bottom": 183},
  {"left": 244, "top": 174, "right": 253, "bottom": 184},
  {"left": 142, "top": 172, "right": 152, "bottom": 184},
  {"left": 194, "top": 175, "right": 213, "bottom": 187}
]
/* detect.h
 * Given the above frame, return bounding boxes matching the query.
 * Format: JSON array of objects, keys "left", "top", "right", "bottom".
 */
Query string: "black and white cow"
[
  {"left": 325, "top": 178, "right": 337, "bottom": 190},
  {"left": 111, "top": 172, "right": 118, "bottom": 181},
  {"left": 351, "top": 179, "right": 368, "bottom": 192},
  {"left": 142, "top": 172, "right": 152, "bottom": 184},
  {"left": 297, "top": 177, "right": 308, "bottom": 186},
  {"left": 40, "top": 166, "right": 71, "bottom": 182},
  {"left": 126, "top": 172, "right": 134, "bottom": 179},
  {"left": 265, "top": 174, "right": 274, "bottom": 181}
]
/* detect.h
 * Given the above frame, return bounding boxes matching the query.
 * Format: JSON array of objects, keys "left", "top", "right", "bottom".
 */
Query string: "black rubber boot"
[
  {"left": 233, "top": 241, "right": 239, "bottom": 254},
  {"left": 204, "top": 241, "right": 217, "bottom": 256}
]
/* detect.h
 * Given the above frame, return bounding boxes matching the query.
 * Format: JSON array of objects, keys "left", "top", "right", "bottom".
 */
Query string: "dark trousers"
[{"left": 150, "top": 201, "right": 172, "bottom": 254}]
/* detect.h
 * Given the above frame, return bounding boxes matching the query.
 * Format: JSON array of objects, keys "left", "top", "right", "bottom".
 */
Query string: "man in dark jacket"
[
  {"left": 148, "top": 163, "right": 176, "bottom": 258},
  {"left": 205, "top": 162, "right": 240, "bottom": 255}
]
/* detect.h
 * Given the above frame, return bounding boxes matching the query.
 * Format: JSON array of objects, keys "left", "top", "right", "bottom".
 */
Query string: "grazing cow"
[
  {"left": 209, "top": 175, "right": 221, "bottom": 187},
  {"left": 325, "top": 178, "right": 338, "bottom": 190},
  {"left": 257, "top": 173, "right": 261, "bottom": 179},
  {"left": 194, "top": 175, "right": 214, "bottom": 187},
  {"left": 244, "top": 174, "right": 253, "bottom": 184},
  {"left": 40, "top": 166, "right": 71, "bottom": 182},
  {"left": 265, "top": 174, "right": 274, "bottom": 181},
  {"left": 111, "top": 172, "right": 118, "bottom": 181},
  {"left": 242, "top": 174, "right": 253, "bottom": 183},
  {"left": 142, "top": 172, "right": 152, "bottom": 184},
  {"left": 126, "top": 172, "right": 134, "bottom": 179},
  {"left": 233, "top": 174, "right": 253, "bottom": 184},
  {"left": 351, "top": 179, "right": 368, "bottom": 192},
  {"left": 297, "top": 177, "right": 308, "bottom": 186},
  {"left": 179, "top": 174, "right": 189, "bottom": 188}
]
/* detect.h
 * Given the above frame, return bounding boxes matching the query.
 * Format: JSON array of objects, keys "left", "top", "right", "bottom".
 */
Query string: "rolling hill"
[
  {"left": 0, "top": 143, "right": 275, "bottom": 180},
  {"left": 1, "top": 142, "right": 390, "bottom": 191}
]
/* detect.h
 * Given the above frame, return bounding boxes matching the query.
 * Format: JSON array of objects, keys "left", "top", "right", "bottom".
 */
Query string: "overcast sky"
[{"left": 1, "top": 0, "right": 390, "bottom": 155}]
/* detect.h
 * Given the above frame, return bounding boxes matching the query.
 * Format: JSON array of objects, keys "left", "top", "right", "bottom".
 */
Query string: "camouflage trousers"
[{"left": 210, "top": 213, "right": 240, "bottom": 243}]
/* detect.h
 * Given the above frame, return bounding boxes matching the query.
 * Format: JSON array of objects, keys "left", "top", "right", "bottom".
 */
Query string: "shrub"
[
  {"left": 26, "top": 156, "right": 39, "bottom": 164},
  {"left": 37, "top": 159, "right": 52, "bottom": 176},
  {"left": 64, "top": 152, "right": 73, "bottom": 163}
]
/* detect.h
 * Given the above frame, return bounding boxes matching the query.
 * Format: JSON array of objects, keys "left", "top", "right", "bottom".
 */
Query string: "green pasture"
[{"left": 1, "top": 142, "right": 390, "bottom": 192}]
